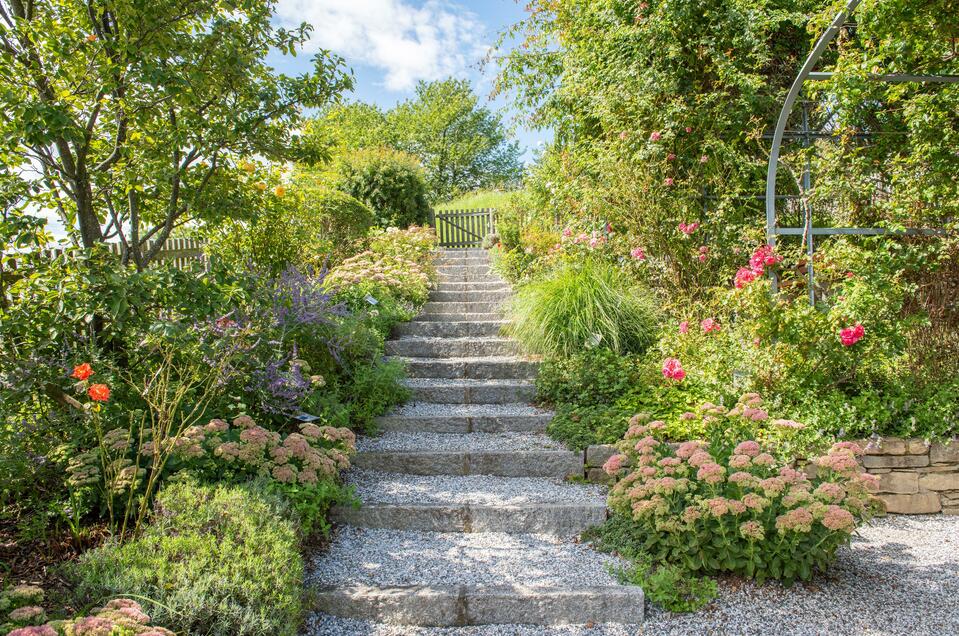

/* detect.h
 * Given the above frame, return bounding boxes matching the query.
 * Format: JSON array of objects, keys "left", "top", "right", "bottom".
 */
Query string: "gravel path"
[
  {"left": 304, "top": 516, "right": 959, "bottom": 636},
  {"left": 345, "top": 469, "right": 606, "bottom": 505},
  {"left": 308, "top": 527, "right": 626, "bottom": 588},
  {"left": 356, "top": 431, "right": 567, "bottom": 452},
  {"left": 386, "top": 403, "right": 551, "bottom": 417}
]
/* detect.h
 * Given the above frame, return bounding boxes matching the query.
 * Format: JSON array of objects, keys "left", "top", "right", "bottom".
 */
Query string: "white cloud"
[{"left": 275, "top": 0, "right": 487, "bottom": 91}]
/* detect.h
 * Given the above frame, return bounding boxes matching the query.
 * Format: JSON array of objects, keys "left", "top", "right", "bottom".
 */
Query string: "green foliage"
[
  {"left": 387, "top": 79, "right": 523, "bottom": 200},
  {"left": 0, "top": 0, "right": 352, "bottom": 260},
  {"left": 337, "top": 148, "right": 431, "bottom": 227},
  {"left": 343, "top": 359, "right": 412, "bottom": 434},
  {"left": 435, "top": 189, "right": 518, "bottom": 211},
  {"left": 547, "top": 403, "right": 630, "bottom": 451},
  {"left": 586, "top": 515, "right": 718, "bottom": 612},
  {"left": 69, "top": 479, "right": 304, "bottom": 636},
  {"left": 603, "top": 397, "right": 882, "bottom": 585},
  {"left": 536, "top": 349, "right": 639, "bottom": 407},
  {"left": 507, "top": 259, "right": 660, "bottom": 357}
]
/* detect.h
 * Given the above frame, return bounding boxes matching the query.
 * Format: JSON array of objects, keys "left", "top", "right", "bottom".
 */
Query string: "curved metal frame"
[{"left": 764, "top": 0, "right": 957, "bottom": 303}]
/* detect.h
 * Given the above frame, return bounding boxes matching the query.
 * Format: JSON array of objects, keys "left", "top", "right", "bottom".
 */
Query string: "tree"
[{"left": 0, "top": 0, "right": 352, "bottom": 267}]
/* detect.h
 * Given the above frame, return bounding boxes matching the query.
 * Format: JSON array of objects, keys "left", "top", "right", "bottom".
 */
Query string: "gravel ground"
[
  {"left": 385, "top": 403, "right": 551, "bottom": 417},
  {"left": 356, "top": 432, "right": 567, "bottom": 452},
  {"left": 308, "top": 527, "right": 626, "bottom": 588},
  {"left": 346, "top": 469, "right": 606, "bottom": 505},
  {"left": 402, "top": 378, "right": 533, "bottom": 387},
  {"left": 304, "top": 516, "right": 959, "bottom": 636}
]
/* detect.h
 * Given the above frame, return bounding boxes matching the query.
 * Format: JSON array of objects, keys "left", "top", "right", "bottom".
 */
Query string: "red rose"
[
  {"left": 71, "top": 363, "right": 94, "bottom": 381},
  {"left": 88, "top": 384, "right": 111, "bottom": 402}
]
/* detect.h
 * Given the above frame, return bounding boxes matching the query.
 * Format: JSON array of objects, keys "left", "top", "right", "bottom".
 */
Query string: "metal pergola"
[{"left": 764, "top": 0, "right": 959, "bottom": 303}]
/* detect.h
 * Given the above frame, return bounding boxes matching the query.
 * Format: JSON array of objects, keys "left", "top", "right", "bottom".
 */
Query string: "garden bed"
[{"left": 583, "top": 437, "right": 959, "bottom": 516}]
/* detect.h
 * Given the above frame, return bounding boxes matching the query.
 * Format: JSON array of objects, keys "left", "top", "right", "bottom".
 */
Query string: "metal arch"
[
  {"left": 765, "top": 0, "right": 862, "bottom": 254},
  {"left": 764, "top": 0, "right": 958, "bottom": 303}
]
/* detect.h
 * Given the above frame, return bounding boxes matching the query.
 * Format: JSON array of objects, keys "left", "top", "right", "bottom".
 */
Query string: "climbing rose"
[
  {"left": 840, "top": 323, "right": 865, "bottom": 346},
  {"left": 678, "top": 222, "right": 699, "bottom": 235},
  {"left": 649, "top": 131, "right": 661, "bottom": 141},
  {"left": 630, "top": 247, "right": 646, "bottom": 260},
  {"left": 88, "top": 384, "right": 110, "bottom": 402},
  {"left": 663, "top": 177, "right": 674, "bottom": 186},
  {"left": 678, "top": 321, "right": 689, "bottom": 334},
  {"left": 667, "top": 153, "right": 676, "bottom": 161},
  {"left": 71, "top": 363, "right": 94, "bottom": 380},
  {"left": 662, "top": 357, "right": 685, "bottom": 381},
  {"left": 685, "top": 126, "right": 693, "bottom": 133},
  {"left": 701, "top": 318, "right": 720, "bottom": 333},
  {"left": 698, "top": 245, "right": 708, "bottom": 262},
  {"left": 735, "top": 267, "right": 759, "bottom": 288}
]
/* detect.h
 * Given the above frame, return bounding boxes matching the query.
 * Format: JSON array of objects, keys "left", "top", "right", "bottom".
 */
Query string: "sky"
[{"left": 268, "top": 0, "right": 551, "bottom": 163}]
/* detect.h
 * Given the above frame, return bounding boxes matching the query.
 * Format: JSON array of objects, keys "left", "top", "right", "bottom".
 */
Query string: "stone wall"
[
  {"left": 582, "top": 438, "right": 959, "bottom": 515},
  {"left": 860, "top": 438, "right": 959, "bottom": 515}
]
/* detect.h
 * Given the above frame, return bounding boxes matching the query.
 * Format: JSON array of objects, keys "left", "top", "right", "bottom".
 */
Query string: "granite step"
[
  {"left": 394, "top": 356, "right": 539, "bottom": 379},
  {"left": 413, "top": 312, "right": 505, "bottom": 323},
  {"left": 386, "top": 337, "right": 517, "bottom": 358},
  {"left": 422, "top": 301, "right": 504, "bottom": 315},
  {"left": 429, "top": 289, "right": 511, "bottom": 303},
  {"left": 392, "top": 320, "right": 507, "bottom": 339},
  {"left": 402, "top": 378, "right": 534, "bottom": 404},
  {"left": 374, "top": 403, "right": 552, "bottom": 433}
]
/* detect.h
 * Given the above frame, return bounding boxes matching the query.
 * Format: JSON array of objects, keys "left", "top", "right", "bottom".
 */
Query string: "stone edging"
[{"left": 582, "top": 438, "right": 959, "bottom": 515}]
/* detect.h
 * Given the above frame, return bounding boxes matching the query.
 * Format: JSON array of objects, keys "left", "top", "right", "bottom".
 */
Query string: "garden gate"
[{"left": 430, "top": 208, "right": 497, "bottom": 248}]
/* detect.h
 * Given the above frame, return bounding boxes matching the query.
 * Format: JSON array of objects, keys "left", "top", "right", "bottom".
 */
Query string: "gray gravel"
[
  {"left": 346, "top": 469, "right": 606, "bottom": 506},
  {"left": 356, "top": 432, "right": 566, "bottom": 452},
  {"left": 308, "top": 527, "right": 626, "bottom": 589},
  {"left": 385, "top": 403, "right": 551, "bottom": 417},
  {"left": 402, "top": 378, "right": 533, "bottom": 387},
  {"left": 304, "top": 516, "right": 959, "bottom": 635}
]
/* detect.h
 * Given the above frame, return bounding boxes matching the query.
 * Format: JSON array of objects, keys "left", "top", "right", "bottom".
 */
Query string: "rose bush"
[{"left": 602, "top": 396, "right": 883, "bottom": 584}]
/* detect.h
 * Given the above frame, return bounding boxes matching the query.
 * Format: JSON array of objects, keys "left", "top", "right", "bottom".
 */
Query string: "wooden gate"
[{"left": 431, "top": 208, "right": 497, "bottom": 248}]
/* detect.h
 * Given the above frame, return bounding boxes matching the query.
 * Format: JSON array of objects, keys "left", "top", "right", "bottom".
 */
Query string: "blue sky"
[{"left": 268, "top": 0, "right": 550, "bottom": 163}]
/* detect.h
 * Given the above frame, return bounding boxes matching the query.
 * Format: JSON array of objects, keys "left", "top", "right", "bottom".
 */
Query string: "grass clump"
[
  {"left": 68, "top": 479, "right": 304, "bottom": 636},
  {"left": 507, "top": 259, "right": 660, "bottom": 357}
]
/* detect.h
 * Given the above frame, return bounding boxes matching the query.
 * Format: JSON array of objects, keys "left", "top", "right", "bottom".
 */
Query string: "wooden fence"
[
  {"left": 4, "top": 238, "right": 207, "bottom": 274},
  {"left": 430, "top": 208, "right": 497, "bottom": 248}
]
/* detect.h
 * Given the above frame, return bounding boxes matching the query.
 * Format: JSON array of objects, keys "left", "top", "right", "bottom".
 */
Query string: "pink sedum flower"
[
  {"left": 603, "top": 453, "right": 627, "bottom": 475},
  {"left": 734, "top": 440, "right": 761, "bottom": 457}
]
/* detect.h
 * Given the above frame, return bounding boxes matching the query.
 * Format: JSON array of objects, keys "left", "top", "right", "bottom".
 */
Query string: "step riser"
[
  {"left": 392, "top": 322, "right": 506, "bottom": 338},
  {"left": 436, "top": 282, "right": 509, "bottom": 292},
  {"left": 330, "top": 504, "right": 607, "bottom": 536},
  {"left": 374, "top": 415, "right": 551, "bottom": 434},
  {"left": 353, "top": 451, "right": 583, "bottom": 478},
  {"left": 436, "top": 257, "right": 489, "bottom": 265},
  {"left": 400, "top": 359, "right": 539, "bottom": 380},
  {"left": 313, "top": 585, "right": 645, "bottom": 626},
  {"left": 424, "top": 302, "right": 503, "bottom": 315},
  {"left": 406, "top": 384, "right": 534, "bottom": 405},
  {"left": 386, "top": 340, "right": 518, "bottom": 358},
  {"left": 429, "top": 291, "right": 511, "bottom": 303},
  {"left": 414, "top": 313, "right": 505, "bottom": 322}
]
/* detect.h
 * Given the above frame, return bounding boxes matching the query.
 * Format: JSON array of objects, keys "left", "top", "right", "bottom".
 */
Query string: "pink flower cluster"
[
  {"left": 661, "top": 357, "right": 685, "bottom": 381},
  {"left": 678, "top": 221, "right": 699, "bottom": 235},
  {"left": 630, "top": 247, "right": 646, "bottom": 261},
  {"left": 700, "top": 317, "right": 720, "bottom": 333},
  {"left": 735, "top": 244, "right": 782, "bottom": 288},
  {"left": 839, "top": 323, "right": 865, "bottom": 346}
]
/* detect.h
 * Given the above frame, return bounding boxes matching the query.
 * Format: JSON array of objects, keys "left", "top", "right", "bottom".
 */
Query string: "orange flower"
[
  {"left": 71, "top": 363, "right": 94, "bottom": 381},
  {"left": 88, "top": 384, "right": 111, "bottom": 402},
  {"left": 273, "top": 185, "right": 286, "bottom": 197}
]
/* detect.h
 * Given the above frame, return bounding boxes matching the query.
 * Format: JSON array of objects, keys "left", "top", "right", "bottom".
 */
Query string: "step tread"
[
  {"left": 308, "top": 528, "right": 627, "bottom": 589},
  {"left": 402, "top": 377, "right": 533, "bottom": 387},
  {"left": 344, "top": 469, "right": 603, "bottom": 506},
  {"left": 356, "top": 432, "right": 567, "bottom": 453},
  {"left": 384, "top": 403, "right": 549, "bottom": 417}
]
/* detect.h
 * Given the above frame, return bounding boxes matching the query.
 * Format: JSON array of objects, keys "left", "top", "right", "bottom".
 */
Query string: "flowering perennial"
[
  {"left": 661, "top": 357, "right": 686, "bottom": 381},
  {"left": 604, "top": 395, "right": 881, "bottom": 583},
  {"left": 839, "top": 323, "right": 865, "bottom": 347}
]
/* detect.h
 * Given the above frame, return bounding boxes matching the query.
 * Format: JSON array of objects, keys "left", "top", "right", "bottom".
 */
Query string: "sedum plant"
[{"left": 602, "top": 395, "right": 883, "bottom": 584}]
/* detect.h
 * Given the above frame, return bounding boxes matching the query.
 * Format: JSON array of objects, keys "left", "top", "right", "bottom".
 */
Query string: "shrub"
[
  {"left": 547, "top": 403, "right": 630, "bottom": 451},
  {"left": 324, "top": 251, "right": 432, "bottom": 306},
  {"left": 602, "top": 395, "right": 882, "bottom": 584},
  {"left": 69, "top": 480, "right": 303, "bottom": 636},
  {"left": 506, "top": 259, "right": 660, "bottom": 357},
  {"left": 367, "top": 225, "right": 438, "bottom": 268},
  {"left": 536, "top": 349, "right": 638, "bottom": 407},
  {"left": 337, "top": 148, "right": 431, "bottom": 227},
  {"left": 300, "top": 189, "right": 375, "bottom": 263},
  {"left": 342, "top": 359, "right": 411, "bottom": 433}
]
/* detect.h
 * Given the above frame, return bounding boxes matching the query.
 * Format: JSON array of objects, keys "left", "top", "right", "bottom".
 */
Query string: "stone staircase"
[{"left": 307, "top": 248, "right": 644, "bottom": 630}]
